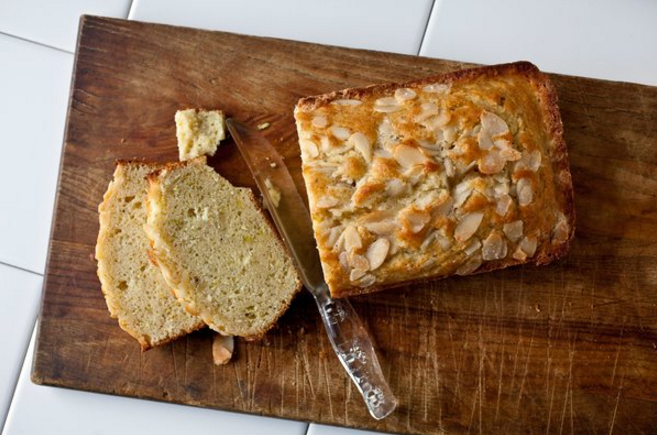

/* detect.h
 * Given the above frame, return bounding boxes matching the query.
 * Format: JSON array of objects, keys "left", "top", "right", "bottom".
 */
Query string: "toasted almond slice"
[
  {"left": 496, "top": 194, "right": 513, "bottom": 216},
  {"left": 366, "top": 238, "right": 390, "bottom": 271},
  {"left": 456, "top": 254, "right": 482, "bottom": 276},
  {"left": 422, "top": 83, "right": 450, "bottom": 94},
  {"left": 330, "top": 126, "right": 351, "bottom": 141},
  {"left": 454, "top": 212, "right": 484, "bottom": 242},
  {"left": 212, "top": 335, "right": 234, "bottom": 365},
  {"left": 478, "top": 151, "right": 506, "bottom": 174},
  {"left": 481, "top": 111, "right": 509, "bottom": 136},
  {"left": 350, "top": 132, "right": 372, "bottom": 163},
  {"left": 517, "top": 178, "right": 533, "bottom": 206},
  {"left": 519, "top": 235, "right": 538, "bottom": 257},
  {"left": 394, "top": 144, "right": 427, "bottom": 168},
  {"left": 331, "top": 99, "right": 363, "bottom": 106},
  {"left": 343, "top": 225, "right": 362, "bottom": 252},
  {"left": 395, "top": 88, "right": 417, "bottom": 101},
  {"left": 312, "top": 116, "right": 328, "bottom": 128},
  {"left": 482, "top": 230, "right": 508, "bottom": 261},
  {"left": 316, "top": 196, "right": 339, "bottom": 209},
  {"left": 300, "top": 139, "right": 319, "bottom": 159},
  {"left": 503, "top": 220, "right": 524, "bottom": 242},
  {"left": 400, "top": 207, "right": 430, "bottom": 233}
]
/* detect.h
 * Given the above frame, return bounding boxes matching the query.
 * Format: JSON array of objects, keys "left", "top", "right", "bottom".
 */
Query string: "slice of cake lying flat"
[
  {"left": 175, "top": 109, "right": 226, "bottom": 161},
  {"left": 145, "top": 157, "right": 301, "bottom": 339},
  {"left": 96, "top": 161, "right": 205, "bottom": 350},
  {"left": 294, "top": 61, "right": 575, "bottom": 298}
]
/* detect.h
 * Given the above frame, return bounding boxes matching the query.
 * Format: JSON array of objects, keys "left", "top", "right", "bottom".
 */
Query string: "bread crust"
[{"left": 295, "top": 61, "right": 575, "bottom": 298}]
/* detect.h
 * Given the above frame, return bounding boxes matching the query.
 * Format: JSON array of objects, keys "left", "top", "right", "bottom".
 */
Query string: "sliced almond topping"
[
  {"left": 356, "top": 273, "right": 376, "bottom": 287},
  {"left": 512, "top": 247, "right": 528, "bottom": 261},
  {"left": 478, "top": 150, "right": 506, "bottom": 174},
  {"left": 443, "top": 158, "right": 456, "bottom": 177},
  {"left": 500, "top": 146, "right": 522, "bottom": 161},
  {"left": 422, "top": 83, "right": 450, "bottom": 94},
  {"left": 517, "top": 178, "right": 533, "bottom": 206},
  {"left": 426, "top": 112, "right": 451, "bottom": 130},
  {"left": 385, "top": 178, "right": 406, "bottom": 197},
  {"left": 393, "top": 144, "right": 427, "bottom": 168},
  {"left": 350, "top": 253, "right": 370, "bottom": 272},
  {"left": 316, "top": 196, "right": 339, "bottom": 209},
  {"left": 350, "top": 268, "right": 367, "bottom": 281},
  {"left": 552, "top": 215, "right": 569, "bottom": 243},
  {"left": 528, "top": 150, "right": 542, "bottom": 172},
  {"left": 366, "top": 238, "right": 390, "bottom": 271},
  {"left": 482, "top": 230, "right": 508, "bottom": 261},
  {"left": 480, "top": 111, "right": 509, "bottom": 136},
  {"left": 414, "top": 102, "right": 440, "bottom": 122},
  {"left": 496, "top": 194, "right": 512, "bottom": 216},
  {"left": 464, "top": 237, "right": 482, "bottom": 256},
  {"left": 478, "top": 131, "right": 494, "bottom": 150},
  {"left": 339, "top": 251, "right": 350, "bottom": 269},
  {"left": 318, "top": 135, "right": 331, "bottom": 153},
  {"left": 443, "top": 126, "right": 458, "bottom": 143},
  {"left": 456, "top": 254, "right": 482, "bottom": 276},
  {"left": 362, "top": 220, "right": 397, "bottom": 236},
  {"left": 212, "top": 335, "right": 234, "bottom": 365},
  {"left": 394, "top": 88, "right": 417, "bottom": 101},
  {"left": 503, "top": 220, "right": 524, "bottom": 242},
  {"left": 434, "top": 195, "right": 454, "bottom": 217},
  {"left": 400, "top": 208, "right": 430, "bottom": 233},
  {"left": 311, "top": 116, "right": 328, "bottom": 128},
  {"left": 343, "top": 225, "right": 362, "bottom": 253},
  {"left": 330, "top": 126, "right": 351, "bottom": 141},
  {"left": 453, "top": 180, "right": 473, "bottom": 207},
  {"left": 349, "top": 132, "right": 372, "bottom": 163},
  {"left": 299, "top": 139, "right": 319, "bottom": 159},
  {"left": 374, "top": 97, "right": 403, "bottom": 113},
  {"left": 326, "top": 226, "right": 343, "bottom": 247},
  {"left": 454, "top": 212, "right": 484, "bottom": 242},
  {"left": 519, "top": 235, "right": 538, "bottom": 258},
  {"left": 337, "top": 99, "right": 363, "bottom": 107},
  {"left": 331, "top": 99, "right": 362, "bottom": 106}
]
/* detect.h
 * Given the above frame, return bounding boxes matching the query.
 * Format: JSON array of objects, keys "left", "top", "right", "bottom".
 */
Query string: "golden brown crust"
[{"left": 295, "top": 61, "right": 575, "bottom": 298}]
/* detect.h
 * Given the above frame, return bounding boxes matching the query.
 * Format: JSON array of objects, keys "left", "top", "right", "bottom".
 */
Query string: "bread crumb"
[
  {"left": 212, "top": 334, "right": 234, "bottom": 365},
  {"left": 257, "top": 122, "right": 271, "bottom": 130}
]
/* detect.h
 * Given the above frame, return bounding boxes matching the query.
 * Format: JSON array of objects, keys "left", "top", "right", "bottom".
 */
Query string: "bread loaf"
[
  {"left": 145, "top": 157, "right": 301, "bottom": 338},
  {"left": 294, "top": 61, "right": 575, "bottom": 298},
  {"left": 96, "top": 161, "right": 205, "bottom": 349}
]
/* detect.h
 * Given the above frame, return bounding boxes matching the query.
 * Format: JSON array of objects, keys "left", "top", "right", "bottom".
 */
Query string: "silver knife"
[{"left": 226, "top": 118, "right": 397, "bottom": 420}]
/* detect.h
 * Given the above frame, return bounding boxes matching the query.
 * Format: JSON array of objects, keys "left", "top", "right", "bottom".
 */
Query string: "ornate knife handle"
[{"left": 311, "top": 283, "right": 397, "bottom": 420}]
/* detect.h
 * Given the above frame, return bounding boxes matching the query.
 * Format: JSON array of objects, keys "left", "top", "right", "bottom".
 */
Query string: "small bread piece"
[
  {"left": 145, "top": 157, "right": 301, "bottom": 338},
  {"left": 294, "top": 61, "right": 575, "bottom": 298},
  {"left": 96, "top": 162, "right": 205, "bottom": 350},
  {"left": 175, "top": 109, "right": 226, "bottom": 161}
]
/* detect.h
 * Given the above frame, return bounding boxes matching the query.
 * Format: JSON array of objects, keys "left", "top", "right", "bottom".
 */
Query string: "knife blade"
[{"left": 226, "top": 118, "right": 397, "bottom": 420}]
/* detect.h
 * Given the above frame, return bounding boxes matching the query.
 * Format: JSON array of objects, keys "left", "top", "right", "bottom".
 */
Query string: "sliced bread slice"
[
  {"left": 96, "top": 161, "right": 205, "bottom": 350},
  {"left": 175, "top": 109, "right": 226, "bottom": 161},
  {"left": 145, "top": 157, "right": 301, "bottom": 339}
]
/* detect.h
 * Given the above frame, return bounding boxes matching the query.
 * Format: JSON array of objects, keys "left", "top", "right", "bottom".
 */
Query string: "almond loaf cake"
[
  {"left": 96, "top": 161, "right": 205, "bottom": 350},
  {"left": 145, "top": 157, "right": 301, "bottom": 338},
  {"left": 294, "top": 61, "right": 575, "bottom": 298}
]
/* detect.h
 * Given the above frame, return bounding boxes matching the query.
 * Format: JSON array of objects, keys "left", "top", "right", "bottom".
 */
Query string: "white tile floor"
[
  {"left": 0, "top": 265, "right": 42, "bottom": 430},
  {"left": 0, "top": 35, "right": 73, "bottom": 274},
  {"left": 129, "top": 0, "right": 434, "bottom": 55},
  {"left": 0, "top": 0, "right": 655, "bottom": 434},
  {"left": 421, "top": 0, "right": 657, "bottom": 86}
]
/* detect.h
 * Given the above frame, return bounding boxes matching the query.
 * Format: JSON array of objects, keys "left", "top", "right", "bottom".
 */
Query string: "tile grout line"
[
  {"left": 126, "top": 0, "right": 137, "bottom": 20},
  {"left": 0, "top": 30, "right": 73, "bottom": 55},
  {"left": 0, "top": 317, "right": 38, "bottom": 435},
  {"left": 0, "top": 261, "right": 43, "bottom": 277},
  {"left": 417, "top": 0, "right": 438, "bottom": 56}
]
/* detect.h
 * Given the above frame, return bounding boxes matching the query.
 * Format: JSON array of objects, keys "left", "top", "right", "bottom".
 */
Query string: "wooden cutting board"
[{"left": 33, "top": 16, "right": 657, "bottom": 434}]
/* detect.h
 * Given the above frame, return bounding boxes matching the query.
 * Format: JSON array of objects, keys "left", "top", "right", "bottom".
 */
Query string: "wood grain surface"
[{"left": 33, "top": 16, "right": 657, "bottom": 435}]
